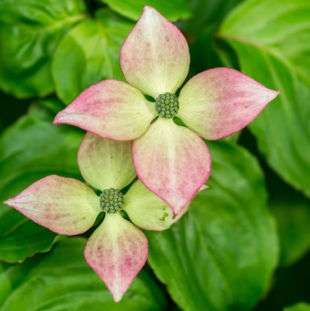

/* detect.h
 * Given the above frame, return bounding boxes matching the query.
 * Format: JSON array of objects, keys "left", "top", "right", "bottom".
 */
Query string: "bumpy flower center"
[
  {"left": 155, "top": 93, "right": 179, "bottom": 118},
  {"left": 100, "top": 188, "right": 123, "bottom": 213}
]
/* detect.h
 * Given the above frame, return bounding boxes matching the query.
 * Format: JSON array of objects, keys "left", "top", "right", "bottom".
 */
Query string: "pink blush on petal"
[
  {"left": 132, "top": 119, "right": 211, "bottom": 216},
  {"left": 84, "top": 213, "right": 148, "bottom": 302}
]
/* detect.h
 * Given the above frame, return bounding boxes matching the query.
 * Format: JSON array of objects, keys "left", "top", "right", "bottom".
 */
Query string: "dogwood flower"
[
  {"left": 54, "top": 6, "right": 279, "bottom": 216},
  {"left": 4, "top": 133, "right": 190, "bottom": 302}
]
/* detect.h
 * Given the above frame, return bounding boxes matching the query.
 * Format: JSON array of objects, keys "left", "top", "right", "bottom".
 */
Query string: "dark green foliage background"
[{"left": 0, "top": 0, "right": 309, "bottom": 310}]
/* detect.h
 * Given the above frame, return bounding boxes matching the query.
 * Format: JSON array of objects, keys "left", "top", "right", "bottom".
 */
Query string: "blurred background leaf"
[
  {"left": 284, "top": 303, "right": 310, "bottom": 311},
  {"left": 52, "top": 9, "right": 133, "bottom": 105},
  {"left": 0, "top": 0, "right": 88, "bottom": 98},
  {"left": 147, "top": 141, "right": 279, "bottom": 311},
  {"left": 97, "top": 0, "right": 192, "bottom": 21},
  {"left": 0, "top": 237, "right": 167, "bottom": 310},
  {"left": 270, "top": 189, "right": 310, "bottom": 267},
  {"left": 219, "top": 0, "right": 310, "bottom": 198},
  {"left": 0, "top": 99, "right": 83, "bottom": 262}
]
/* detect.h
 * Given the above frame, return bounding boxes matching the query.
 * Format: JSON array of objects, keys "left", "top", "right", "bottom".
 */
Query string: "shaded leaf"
[
  {"left": 267, "top": 174, "right": 310, "bottom": 267},
  {"left": 254, "top": 251, "right": 310, "bottom": 311},
  {"left": 271, "top": 199, "right": 310, "bottom": 267}
]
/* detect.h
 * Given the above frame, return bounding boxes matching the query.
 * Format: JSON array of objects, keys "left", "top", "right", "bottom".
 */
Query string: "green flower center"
[
  {"left": 155, "top": 93, "right": 179, "bottom": 118},
  {"left": 100, "top": 188, "right": 123, "bottom": 213}
]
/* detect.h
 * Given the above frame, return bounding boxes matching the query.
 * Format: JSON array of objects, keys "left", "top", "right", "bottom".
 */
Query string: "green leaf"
[
  {"left": 284, "top": 303, "right": 310, "bottom": 311},
  {"left": 179, "top": 0, "right": 243, "bottom": 88},
  {"left": 219, "top": 0, "right": 310, "bottom": 197},
  {"left": 98, "top": 0, "right": 191, "bottom": 21},
  {"left": 0, "top": 99, "right": 83, "bottom": 262},
  {"left": 0, "top": 0, "right": 88, "bottom": 98},
  {"left": 146, "top": 141, "right": 279, "bottom": 311},
  {"left": 52, "top": 9, "right": 134, "bottom": 105},
  {"left": 0, "top": 237, "right": 167, "bottom": 310},
  {"left": 270, "top": 192, "right": 310, "bottom": 267},
  {"left": 181, "top": 0, "right": 244, "bottom": 35}
]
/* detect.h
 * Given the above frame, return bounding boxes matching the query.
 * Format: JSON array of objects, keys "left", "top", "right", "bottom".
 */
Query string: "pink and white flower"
[
  {"left": 54, "top": 6, "right": 279, "bottom": 216},
  {"left": 4, "top": 133, "right": 189, "bottom": 302}
]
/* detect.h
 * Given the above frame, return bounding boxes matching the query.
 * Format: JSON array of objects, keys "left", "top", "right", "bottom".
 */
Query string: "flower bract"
[{"left": 54, "top": 6, "right": 279, "bottom": 215}]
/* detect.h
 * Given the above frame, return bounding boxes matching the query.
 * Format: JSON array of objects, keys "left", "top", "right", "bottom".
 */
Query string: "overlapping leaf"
[
  {"left": 52, "top": 9, "right": 134, "bottom": 105},
  {"left": 272, "top": 200, "right": 310, "bottom": 267}
]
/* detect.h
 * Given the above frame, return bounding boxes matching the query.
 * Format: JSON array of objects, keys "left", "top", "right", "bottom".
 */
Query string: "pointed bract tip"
[
  {"left": 143, "top": 5, "right": 155, "bottom": 12},
  {"left": 83, "top": 215, "right": 148, "bottom": 304},
  {"left": 263, "top": 88, "right": 280, "bottom": 106},
  {"left": 200, "top": 184, "right": 209, "bottom": 191},
  {"left": 171, "top": 206, "right": 182, "bottom": 217},
  {"left": 112, "top": 292, "right": 123, "bottom": 303},
  {"left": 141, "top": 6, "right": 162, "bottom": 21},
  {"left": 141, "top": 5, "right": 166, "bottom": 21},
  {"left": 262, "top": 86, "right": 280, "bottom": 102},
  {"left": 169, "top": 182, "right": 211, "bottom": 217},
  {"left": 3, "top": 197, "right": 17, "bottom": 207},
  {"left": 271, "top": 89, "right": 281, "bottom": 99},
  {"left": 53, "top": 112, "right": 62, "bottom": 126}
]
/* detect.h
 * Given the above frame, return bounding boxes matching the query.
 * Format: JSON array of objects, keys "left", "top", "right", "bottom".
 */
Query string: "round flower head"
[
  {"left": 4, "top": 133, "right": 195, "bottom": 302},
  {"left": 54, "top": 6, "right": 279, "bottom": 216}
]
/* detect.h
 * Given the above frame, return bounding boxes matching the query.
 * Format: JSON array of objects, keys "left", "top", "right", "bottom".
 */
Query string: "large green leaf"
[
  {"left": 52, "top": 9, "right": 133, "bottom": 105},
  {"left": 284, "top": 303, "right": 310, "bottom": 311},
  {"left": 0, "top": 0, "right": 88, "bottom": 98},
  {"left": 147, "top": 141, "right": 279, "bottom": 311},
  {"left": 0, "top": 99, "right": 83, "bottom": 262},
  {"left": 98, "top": 0, "right": 191, "bottom": 21},
  {"left": 219, "top": 0, "right": 310, "bottom": 197},
  {"left": 0, "top": 237, "right": 167, "bottom": 310}
]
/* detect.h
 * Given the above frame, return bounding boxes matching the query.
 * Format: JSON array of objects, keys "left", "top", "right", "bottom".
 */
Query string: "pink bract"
[
  {"left": 54, "top": 6, "right": 279, "bottom": 216},
  {"left": 132, "top": 118, "right": 211, "bottom": 213},
  {"left": 84, "top": 213, "right": 148, "bottom": 302}
]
